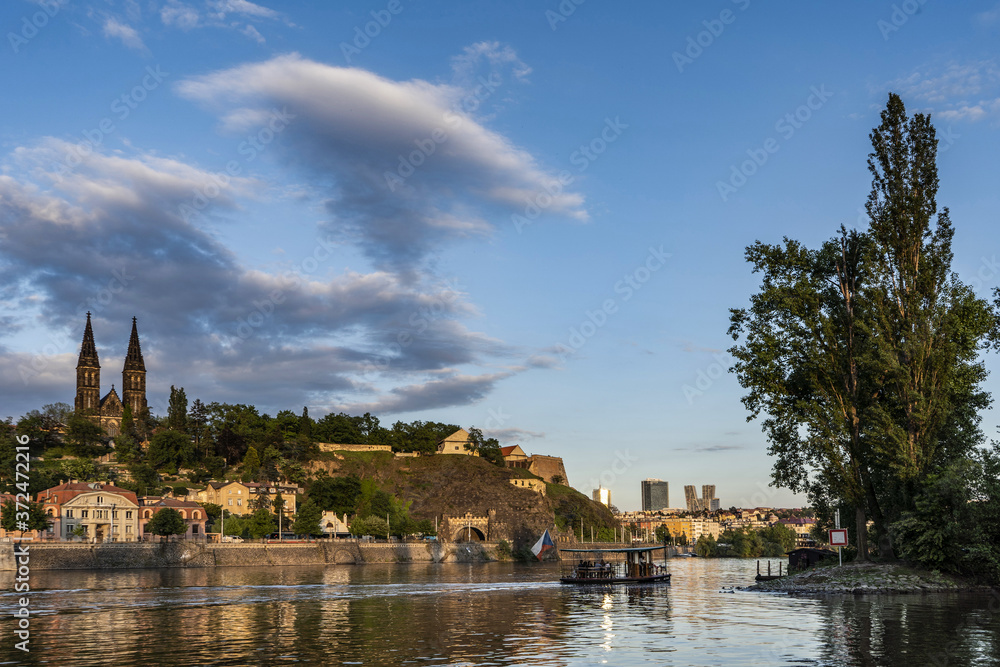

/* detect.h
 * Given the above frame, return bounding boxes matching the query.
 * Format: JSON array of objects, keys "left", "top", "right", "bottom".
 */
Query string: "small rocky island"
[{"left": 746, "top": 561, "right": 994, "bottom": 595}]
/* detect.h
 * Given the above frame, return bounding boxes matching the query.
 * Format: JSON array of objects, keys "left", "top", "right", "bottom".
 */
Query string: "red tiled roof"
[{"left": 36, "top": 482, "right": 139, "bottom": 506}]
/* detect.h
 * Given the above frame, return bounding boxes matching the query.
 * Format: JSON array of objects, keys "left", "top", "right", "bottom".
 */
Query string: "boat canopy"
[{"left": 560, "top": 545, "right": 668, "bottom": 554}]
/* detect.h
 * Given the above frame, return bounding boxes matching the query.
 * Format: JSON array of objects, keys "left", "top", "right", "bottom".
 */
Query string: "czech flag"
[{"left": 531, "top": 529, "right": 555, "bottom": 561}]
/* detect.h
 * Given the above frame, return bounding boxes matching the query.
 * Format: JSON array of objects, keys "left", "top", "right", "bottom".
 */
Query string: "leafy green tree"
[
  {"left": 128, "top": 462, "right": 160, "bottom": 496},
  {"left": 116, "top": 404, "right": 140, "bottom": 463},
  {"left": 61, "top": 458, "right": 99, "bottom": 482},
  {"left": 247, "top": 507, "right": 276, "bottom": 539},
  {"left": 695, "top": 534, "right": 717, "bottom": 557},
  {"left": 188, "top": 398, "right": 210, "bottom": 457},
  {"left": 292, "top": 500, "right": 324, "bottom": 537},
  {"left": 314, "top": 412, "right": 365, "bottom": 444},
  {"left": 167, "top": 386, "right": 188, "bottom": 431},
  {"left": 759, "top": 523, "right": 798, "bottom": 554},
  {"left": 350, "top": 515, "right": 388, "bottom": 538},
  {"left": 202, "top": 503, "right": 222, "bottom": 531},
  {"left": 654, "top": 525, "right": 671, "bottom": 544},
  {"left": 308, "top": 473, "right": 362, "bottom": 515},
  {"left": 259, "top": 445, "right": 281, "bottom": 483},
  {"left": 242, "top": 446, "right": 261, "bottom": 482},
  {"left": 65, "top": 413, "right": 104, "bottom": 455},
  {"left": 148, "top": 430, "right": 196, "bottom": 471},
  {"left": 1, "top": 499, "right": 51, "bottom": 533},
  {"left": 145, "top": 508, "right": 187, "bottom": 541},
  {"left": 467, "top": 427, "right": 504, "bottom": 466}
]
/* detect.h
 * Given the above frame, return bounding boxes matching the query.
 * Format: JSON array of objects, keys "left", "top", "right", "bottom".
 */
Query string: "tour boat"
[{"left": 559, "top": 545, "right": 672, "bottom": 584}]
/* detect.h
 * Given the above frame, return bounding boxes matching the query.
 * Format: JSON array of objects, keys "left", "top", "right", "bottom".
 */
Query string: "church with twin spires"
[{"left": 74, "top": 313, "right": 148, "bottom": 438}]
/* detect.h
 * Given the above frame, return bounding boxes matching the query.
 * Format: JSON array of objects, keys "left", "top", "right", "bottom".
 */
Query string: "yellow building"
[{"left": 436, "top": 428, "right": 479, "bottom": 456}]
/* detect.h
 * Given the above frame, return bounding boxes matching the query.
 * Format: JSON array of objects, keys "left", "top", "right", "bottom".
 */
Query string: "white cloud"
[
  {"left": 242, "top": 24, "right": 265, "bottom": 44},
  {"left": 102, "top": 17, "right": 147, "bottom": 53}
]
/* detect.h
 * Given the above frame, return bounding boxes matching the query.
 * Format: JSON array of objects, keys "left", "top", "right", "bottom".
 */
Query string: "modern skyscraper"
[
  {"left": 684, "top": 485, "right": 701, "bottom": 511},
  {"left": 592, "top": 487, "right": 611, "bottom": 508},
  {"left": 641, "top": 479, "right": 669, "bottom": 511}
]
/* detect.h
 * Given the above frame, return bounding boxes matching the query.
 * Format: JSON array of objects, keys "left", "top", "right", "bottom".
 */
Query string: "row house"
[
  {"left": 138, "top": 497, "right": 208, "bottom": 540},
  {"left": 195, "top": 480, "right": 301, "bottom": 519}
]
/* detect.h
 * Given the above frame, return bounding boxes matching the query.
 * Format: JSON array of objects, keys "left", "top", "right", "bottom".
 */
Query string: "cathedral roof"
[
  {"left": 123, "top": 317, "right": 145, "bottom": 372},
  {"left": 100, "top": 386, "right": 122, "bottom": 408},
  {"left": 78, "top": 312, "right": 100, "bottom": 368}
]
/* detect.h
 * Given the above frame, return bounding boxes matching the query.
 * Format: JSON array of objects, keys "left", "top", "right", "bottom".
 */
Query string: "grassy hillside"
[{"left": 306, "top": 453, "right": 617, "bottom": 548}]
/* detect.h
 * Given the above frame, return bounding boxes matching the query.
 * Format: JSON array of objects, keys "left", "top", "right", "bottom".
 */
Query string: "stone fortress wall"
[{"left": 0, "top": 540, "right": 497, "bottom": 571}]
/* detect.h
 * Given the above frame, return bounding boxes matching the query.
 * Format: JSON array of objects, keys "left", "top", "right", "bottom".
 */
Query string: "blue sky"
[{"left": 2, "top": 0, "right": 1000, "bottom": 510}]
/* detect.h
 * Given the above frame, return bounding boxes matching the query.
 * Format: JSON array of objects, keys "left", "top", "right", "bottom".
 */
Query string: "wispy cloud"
[
  {"left": 673, "top": 444, "right": 745, "bottom": 453},
  {"left": 890, "top": 60, "right": 1000, "bottom": 122},
  {"left": 102, "top": 17, "right": 147, "bottom": 53}
]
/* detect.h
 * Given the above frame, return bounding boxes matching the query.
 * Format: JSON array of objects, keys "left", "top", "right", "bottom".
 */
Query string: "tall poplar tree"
[{"left": 729, "top": 93, "right": 999, "bottom": 560}]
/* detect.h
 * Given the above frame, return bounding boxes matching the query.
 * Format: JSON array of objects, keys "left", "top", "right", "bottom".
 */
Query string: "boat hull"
[{"left": 559, "top": 573, "right": 672, "bottom": 585}]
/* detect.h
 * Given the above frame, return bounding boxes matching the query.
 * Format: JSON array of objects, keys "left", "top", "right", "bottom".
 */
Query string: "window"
[
  {"left": 125, "top": 526, "right": 132, "bottom": 534},
  {"left": 193, "top": 511, "right": 201, "bottom": 519},
  {"left": 192, "top": 525, "right": 199, "bottom": 534},
  {"left": 97, "top": 496, "right": 104, "bottom": 504},
  {"left": 113, "top": 511, "right": 119, "bottom": 519},
  {"left": 65, "top": 509, "right": 74, "bottom": 519},
  {"left": 237, "top": 499, "right": 242, "bottom": 506},
  {"left": 82, "top": 510, "right": 89, "bottom": 518},
  {"left": 126, "top": 511, "right": 132, "bottom": 519},
  {"left": 228, "top": 499, "right": 233, "bottom": 506}
]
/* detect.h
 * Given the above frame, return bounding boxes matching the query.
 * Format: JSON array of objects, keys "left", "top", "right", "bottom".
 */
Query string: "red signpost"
[{"left": 828, "top": 529, "right": 848, "bottom": 547}]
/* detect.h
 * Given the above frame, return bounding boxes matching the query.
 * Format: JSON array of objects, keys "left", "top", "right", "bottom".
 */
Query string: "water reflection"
[{"left": 0, "top": 560, "right": 997, "bottom": 665}]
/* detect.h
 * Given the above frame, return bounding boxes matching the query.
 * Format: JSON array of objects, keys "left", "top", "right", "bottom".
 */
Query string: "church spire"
[
  {"left": 78, "top": 312, "right": 100, "bottom": 367},
  {"left": 123, "top": 316, "right": 145, "bottom": 371},
  {"left": 122, "top": 316, "right": 148, "bottom": 417},
  {"left": 75, "top": 312, "right": 101, "bottom": 413}
]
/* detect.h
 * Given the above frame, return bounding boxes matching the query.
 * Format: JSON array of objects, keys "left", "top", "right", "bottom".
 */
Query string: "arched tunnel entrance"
[{"left": 454, "top": 526, "right": 486, "bottom": 542}]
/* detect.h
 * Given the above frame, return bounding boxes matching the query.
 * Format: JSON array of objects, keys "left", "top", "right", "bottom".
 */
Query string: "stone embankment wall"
[{"left": 0, "top": 540, "right": 497, "bottom": 571}]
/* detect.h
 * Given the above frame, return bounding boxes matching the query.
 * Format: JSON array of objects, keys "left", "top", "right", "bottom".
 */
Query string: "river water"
[{"left": 2, "top": 557, "right": 999, "bottom": 666}]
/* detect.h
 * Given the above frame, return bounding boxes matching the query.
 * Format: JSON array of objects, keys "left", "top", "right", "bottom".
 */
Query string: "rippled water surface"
[{"left": 2, "top": 558, "right": 999, "bottom": 665}]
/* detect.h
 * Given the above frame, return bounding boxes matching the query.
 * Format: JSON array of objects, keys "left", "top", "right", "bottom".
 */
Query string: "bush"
[{"left": 495, "top": 539, "right": 512, "bottom": 560}]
